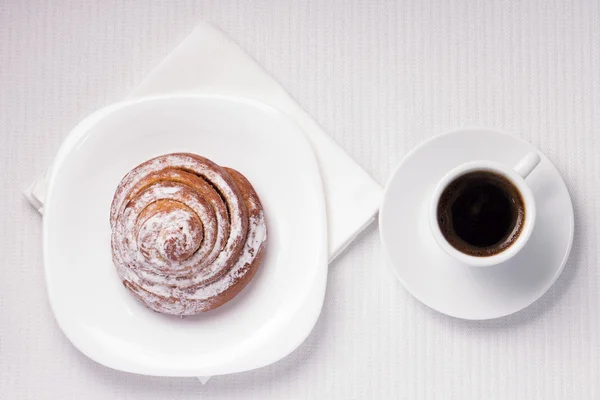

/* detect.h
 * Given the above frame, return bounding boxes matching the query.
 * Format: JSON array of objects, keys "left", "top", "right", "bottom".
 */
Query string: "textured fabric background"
[{"left": 1, "top": 1, "right": 599, "bottom": 399}]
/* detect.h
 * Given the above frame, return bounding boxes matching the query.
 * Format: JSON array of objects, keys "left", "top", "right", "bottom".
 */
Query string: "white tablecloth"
[{"left": 1, "top": 1, "right": 599, "bottom": 399}]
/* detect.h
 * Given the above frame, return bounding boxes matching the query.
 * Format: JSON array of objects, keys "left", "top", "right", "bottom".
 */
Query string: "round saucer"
[{"left": 379, "top": 129, "right": 574, "bottom": 320}]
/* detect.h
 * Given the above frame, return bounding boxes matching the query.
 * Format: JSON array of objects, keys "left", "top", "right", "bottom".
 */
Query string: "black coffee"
[{"left": 437, "top": 171, "right": 525, "bottom": 257}]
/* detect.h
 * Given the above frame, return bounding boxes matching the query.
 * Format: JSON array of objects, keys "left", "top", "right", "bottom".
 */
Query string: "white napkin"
[
  {"left": 24, "top": 22, "right": 382, "bottom": 382},
  {"left": 26, "top": 21, "right": 382, "bottom": 260}
]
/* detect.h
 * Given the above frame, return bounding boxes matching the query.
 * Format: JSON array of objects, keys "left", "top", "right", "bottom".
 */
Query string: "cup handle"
[{"left": 513, "top": 152, "right": 541, "bottom": 179}]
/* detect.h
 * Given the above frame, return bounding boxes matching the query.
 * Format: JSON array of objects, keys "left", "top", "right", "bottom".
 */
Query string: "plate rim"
[{"left": 42, "top": 94, "right": 329, "bottom": 376}]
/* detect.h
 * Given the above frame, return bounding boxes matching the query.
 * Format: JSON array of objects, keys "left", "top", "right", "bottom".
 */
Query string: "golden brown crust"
[{"left": 110, "top": 153, "right": 267, "bottom": 315}]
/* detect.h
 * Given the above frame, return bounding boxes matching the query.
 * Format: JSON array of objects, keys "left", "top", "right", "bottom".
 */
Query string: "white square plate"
[{"left": 43, "top": 95, "right": 328, "bottom": 376}]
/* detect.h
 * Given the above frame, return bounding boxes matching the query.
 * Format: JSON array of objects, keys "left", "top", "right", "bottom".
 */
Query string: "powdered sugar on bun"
[{"left": 110, "top": 153, "right": 267, "bottom": 315}]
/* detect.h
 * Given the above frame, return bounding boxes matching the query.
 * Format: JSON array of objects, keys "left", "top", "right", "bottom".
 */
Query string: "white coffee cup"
[{"left": 429, "top": 152, "right": 541, "bottom": 267}]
